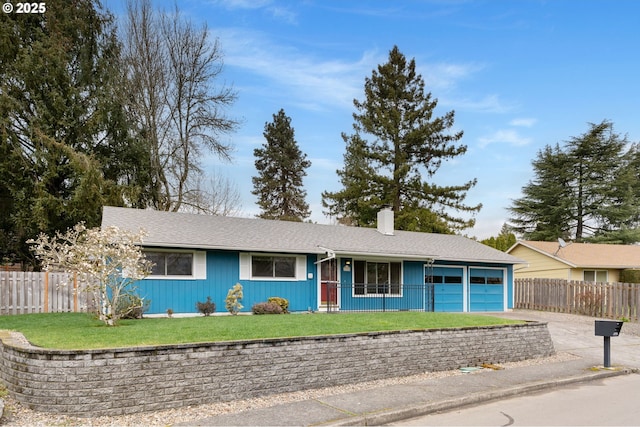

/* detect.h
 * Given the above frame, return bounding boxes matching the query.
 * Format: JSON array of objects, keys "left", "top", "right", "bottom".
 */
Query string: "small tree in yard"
[
  {"left": 225, "top": 283, "right": 243, "bottom": 315},
  {"left": 28, "top": 223, "right": 152, "bottom": 326}
]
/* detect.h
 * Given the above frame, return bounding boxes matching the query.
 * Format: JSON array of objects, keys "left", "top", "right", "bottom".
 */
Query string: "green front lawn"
[{"left": 0, "top": 312, "right": 522, "bottom": 350}]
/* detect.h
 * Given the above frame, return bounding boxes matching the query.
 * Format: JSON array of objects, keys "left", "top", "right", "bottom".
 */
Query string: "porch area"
[{"left": 320, "top": 282, "right": 435, "bottom": 312}]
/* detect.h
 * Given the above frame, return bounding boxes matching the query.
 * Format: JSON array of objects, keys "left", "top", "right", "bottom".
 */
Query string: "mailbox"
[
  {"left": 595, "top": 320, "right": 624, "bottom": 368},
  {"left": 595, "top": 320, "right": 623, "bottom": 337}
]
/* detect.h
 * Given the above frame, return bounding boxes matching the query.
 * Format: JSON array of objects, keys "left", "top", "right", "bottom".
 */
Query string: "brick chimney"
[{"left": 376, "top": 207, "right": 394, "bottom": 236}]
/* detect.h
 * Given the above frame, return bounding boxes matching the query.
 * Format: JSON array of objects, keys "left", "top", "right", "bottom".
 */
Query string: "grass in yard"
[{"left": 0, "top": 312, "right": 523, "bottom": 350}]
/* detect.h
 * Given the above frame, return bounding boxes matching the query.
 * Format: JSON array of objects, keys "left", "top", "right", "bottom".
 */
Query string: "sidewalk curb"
[{"left": 322, "top": 368, "right": 636, "bottom": 426}]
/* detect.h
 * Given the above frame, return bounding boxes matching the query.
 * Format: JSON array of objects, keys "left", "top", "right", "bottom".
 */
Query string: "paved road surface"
[
  {"left": 391, "top": 310, "right": 640, "bottom": 426},
  {"left": 392, "top": 372, "right": 640, "bottom": 426}
]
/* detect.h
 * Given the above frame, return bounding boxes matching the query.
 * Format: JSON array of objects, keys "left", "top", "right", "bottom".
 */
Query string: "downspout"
[{"left": 314, "top": 246, "right": 335, "bottom": 265}]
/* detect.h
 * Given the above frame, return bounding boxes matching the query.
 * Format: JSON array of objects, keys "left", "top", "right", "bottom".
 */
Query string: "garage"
[
  {"left": 429, "top": 266, "right": 465, "bottom": 312},
  {"left": 468, "top": 267, "right": 506, "bottom": 312}
]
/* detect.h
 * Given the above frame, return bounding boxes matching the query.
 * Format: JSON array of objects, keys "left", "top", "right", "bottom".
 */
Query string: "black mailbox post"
[{"left": 595, "top": 320, "right": 623, "bottom": 368}]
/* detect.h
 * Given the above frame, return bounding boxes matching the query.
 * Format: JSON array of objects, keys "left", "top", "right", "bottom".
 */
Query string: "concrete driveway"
[{"left": 486, "top": 309, "right": 640, "bottom": 368}]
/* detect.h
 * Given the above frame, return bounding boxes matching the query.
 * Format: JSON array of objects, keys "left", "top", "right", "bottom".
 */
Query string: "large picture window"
[
  {"left": 145, "top": 251, "right": 193, "bottom": 276},
  {"left": 252, "top": 256, "right": 296, "bottom": 278},
  {"left": 353, "top": 260, "right": 401, "bottom": 295},
  {"left": 239, "top": 253, "right": 306, "bottom": 281}
]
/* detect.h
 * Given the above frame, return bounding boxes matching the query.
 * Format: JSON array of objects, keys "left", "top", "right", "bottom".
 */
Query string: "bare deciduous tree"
[
  {"left": 182, "top": 171, "right": 243, "bottom": 216},
  {"left": 123, "top": 0, "right": 239, "bottom": 212}
]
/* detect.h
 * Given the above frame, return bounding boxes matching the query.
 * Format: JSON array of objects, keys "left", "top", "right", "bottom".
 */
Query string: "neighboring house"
[
  {"left": 507, "top": 240, "right": 640, "bottom": 282},
  {"left": 101, "top": 206, "right": 524, "bottom": 314}
]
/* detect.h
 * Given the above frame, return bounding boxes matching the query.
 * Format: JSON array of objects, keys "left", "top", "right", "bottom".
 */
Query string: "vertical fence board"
[
  {"left": 0, "top": 271, "right": 93, "bottom": 315},
  {"left": 515, "top": 278, "right": 639, "bottom": 322}
]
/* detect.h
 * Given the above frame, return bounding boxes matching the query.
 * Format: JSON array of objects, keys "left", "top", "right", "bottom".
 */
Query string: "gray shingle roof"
[{"left": 101, "top": 206, "right": 524, "bottom": 264}]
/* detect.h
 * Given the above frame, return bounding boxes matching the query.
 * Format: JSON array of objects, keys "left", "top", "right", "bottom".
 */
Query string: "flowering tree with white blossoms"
[{"left": 28, "top": 223, "right": 152, "bottom": 326}]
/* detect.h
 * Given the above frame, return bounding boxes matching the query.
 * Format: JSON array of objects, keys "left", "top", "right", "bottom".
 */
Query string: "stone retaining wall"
[{"left": 0, "top": 322, "right": 554, "bottom": 417}]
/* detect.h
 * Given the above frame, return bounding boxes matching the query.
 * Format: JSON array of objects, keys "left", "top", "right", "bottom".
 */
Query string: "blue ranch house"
[{"left": 101, "top": 206, "right": 524, "bottom": 314}]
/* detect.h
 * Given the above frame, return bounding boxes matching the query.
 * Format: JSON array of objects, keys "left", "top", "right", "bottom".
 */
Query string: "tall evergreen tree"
[
  {"left": 322, "top": 134, "right": 381, "bottom": 226},
  {"left": 252, "top": 109, "right": 311, "bottom": 222},
  {"left": 0, "top": 1, "right": 147, "bottom": 267},
  {"left": 322, "top": 46, "right": 480, "bottom": 233},
  {"left": 566, "top": 121, "right": 629, "bottom": 239},
  {"left": 509, "top": 121, "right": 637, "bottom": 241},
  {"left": 509, "top": 144, "right": 574, "bottom": 241}
]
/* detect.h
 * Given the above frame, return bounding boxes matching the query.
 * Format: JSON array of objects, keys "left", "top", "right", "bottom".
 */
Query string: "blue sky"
[{"left": 107, "top": 0, "right": 640, "bottom": 239}]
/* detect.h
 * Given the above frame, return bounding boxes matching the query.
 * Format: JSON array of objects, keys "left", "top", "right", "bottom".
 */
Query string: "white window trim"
[
  {"left": 239, "top": 253, "right": 307, "bottom": 281},
  {"left": 352, "top": 259, "right": 403, "bottom": 298},
  {"left": 144, "top": 249, "right": 206, "bottom": 280}
]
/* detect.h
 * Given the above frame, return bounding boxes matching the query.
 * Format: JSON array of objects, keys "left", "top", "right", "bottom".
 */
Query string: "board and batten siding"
[
  {"left": 138, "top": 251, "right": 316, "bottom": 314},
  {"left": 237, "top": 254, "right": 316, "bottom": 312}
]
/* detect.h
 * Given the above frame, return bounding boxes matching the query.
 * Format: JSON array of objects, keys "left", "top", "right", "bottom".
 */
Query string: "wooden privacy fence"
[
  {"left": 515, "top": 278, "right": 640, "bottom": 321},
  {"left": 0, "top": 271, "right": 94, "bottom": 315}
]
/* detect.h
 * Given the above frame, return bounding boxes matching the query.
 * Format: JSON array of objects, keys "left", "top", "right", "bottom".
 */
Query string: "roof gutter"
[
  {"left": 139, "top": 244, "right": 523, "bottom": 265},
  {"left": 140, "top": 242, "right": 327, "bottom": 255}
]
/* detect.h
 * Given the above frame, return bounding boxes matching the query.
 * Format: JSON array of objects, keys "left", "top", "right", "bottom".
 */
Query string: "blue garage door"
[
  {"left": 429, "top": 267, "right": 464, "bottom": 312},
  {"left": 469, "top": 268, "right": 504, "bottom": 312}
]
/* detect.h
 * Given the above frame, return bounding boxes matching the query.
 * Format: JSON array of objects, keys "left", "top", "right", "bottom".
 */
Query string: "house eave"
[
  {"left": 333, "top": 250, "right": 438, "bottom": 261},
  {"left": 140, "top": 243, "right": 521, "bottom": 265},
  {"left": 574, "top": 264, "right": 640, "bottom": 270},
  {"left": 434, "top": 255, "right": 526, "bottom": 265},
  {"left": 510, "top": 241, "right": 577, "bottom": 268},
  {"left": 140, "top": 242, "right": 327, "bottom": 255}
]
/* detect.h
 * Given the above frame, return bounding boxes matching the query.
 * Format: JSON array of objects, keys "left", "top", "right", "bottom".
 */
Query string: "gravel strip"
[{"left": 0, "top": 351, "right": 578, "bottom": 427}]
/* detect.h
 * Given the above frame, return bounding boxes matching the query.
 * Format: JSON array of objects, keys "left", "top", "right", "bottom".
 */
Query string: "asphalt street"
[
  {"left": 393, "top": 365, "right": 640, "bottom": 426},
  {"left": 391, "top": 310, "right": 640, "bottom": 426}
]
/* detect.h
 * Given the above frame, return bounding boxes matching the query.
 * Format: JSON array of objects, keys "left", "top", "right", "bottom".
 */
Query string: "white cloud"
[
  {"left": 213, "top": 0, "right": 272, "bottom": 10},
  {"left": 221, "top": 29, "right": 492, "bottom": 116},
  {"left": 269, "top": 6, "right": 297, "bottom": 24},
  {"left": 419, "top": 62, "right": 485, "bottom": 91},
  {"left": 219, "top": 29, "right": 383, "bottom": 111},
  {"left": 478, "top": 129, "right": 532, "bottom": 148},
  {"left": 509, "top": 118, "right": 537, "bottom": 127},
  {"left": 210, "top": 0, "right": 297, "bottom": 23},
  {"left": 443, "top": 94, "right": 514, "bottom": 114}
]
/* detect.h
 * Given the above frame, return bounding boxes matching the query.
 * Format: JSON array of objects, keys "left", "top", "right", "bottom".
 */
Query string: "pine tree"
[
  {"left": 509, "top": 144, "right": 574, "bottom": 241},
  {"left": 322, "top": 134, "right": 382, "bottom": 226},
  {"left": 322, "top": 46, "right": 480, "bottom": 233},
  {"left": 567, "top": 121, "right": 629, "bottom": 239},
  {"left": 509, "top": 121, "right": 637, "bottom": 241},
  {"left": 0, "top": 1, "right": 148, "bottom": 267},
  {"left": 252, "top": 109, "right": 311, "bottom": 222}
]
